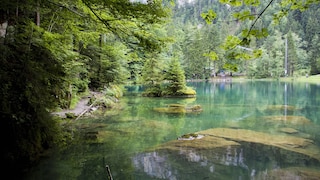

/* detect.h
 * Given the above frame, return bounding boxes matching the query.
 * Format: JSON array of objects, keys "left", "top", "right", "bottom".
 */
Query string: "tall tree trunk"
[{"left": 36, "top": 1, "right": 40, "bottom": 26}]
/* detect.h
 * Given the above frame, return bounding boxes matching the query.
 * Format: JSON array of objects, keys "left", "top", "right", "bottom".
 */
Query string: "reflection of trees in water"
[
  {"left": 133, "top": 146, "right": 251, "bottom": 179},
  {"left": 222, "top": 146, "right": 247, "bottom": 169},
  {"left": 133, "top": 152, "right": 177, "bottom": 180},
  {"left": 179, "top": 146, "right": 249, "bottom": 170},
  {"left": 132, "top": 142, "right": 320, "bottom": 180}
]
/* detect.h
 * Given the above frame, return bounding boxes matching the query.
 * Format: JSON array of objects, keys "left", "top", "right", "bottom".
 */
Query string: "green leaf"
[
  {"left": 261, "top": 28, "right": 269, "bottom": 37},
  {"left": 242, "top": 28, "right": 268, "bottom": 39},
  {"left": 241, "top": 53, "right": 251, "bottom": 60},
  {"left": 223, "top": 63, "right": 238, "bottom": 72},
  {"left": 240, "top": 37, "right": 251, "bottom": 46},
  {"left": 241, "top": 29, "right": 249, "bottom": 37},
  {"left": 203, "top": 51, "right": 219, "bottom": 61},
  {"left": 244, "top": 0, "right": 260, "bottom": 6},
  {"left": 273, "top": 9, "right": 289, "bottom": 24},
  {"left": 222, "top": 35, "right": 242, "bottom": 50},
  {"left": 219, "top": 0, "right": 229, "bottom": 4},
  {"left": 253, "top": 49, "right": 263, "bottom": 58},
  {"left": 233, "top": 10, "right": 254, "bottom": 21},
  {"left": 201, "top": 9, "right": 217, "bottom": 24}
]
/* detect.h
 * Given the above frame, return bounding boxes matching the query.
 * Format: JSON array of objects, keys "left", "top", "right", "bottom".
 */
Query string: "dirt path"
[{"left": 52, "top": 97, "right": 91, "bottom": 118}]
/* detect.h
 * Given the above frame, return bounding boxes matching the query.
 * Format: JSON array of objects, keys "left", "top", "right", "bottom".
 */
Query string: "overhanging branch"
[
  {"left": 48, "top": 1, "right": 84, "bottom": 17},
  {"left": 229, "top": 0, "right": 275, "bottom": 50},
  {"left": 82, "top": 1, "right": 132, "bottom": 44},
  {"left": 246, "top": 0, "right": 275, "bottom": 39}
]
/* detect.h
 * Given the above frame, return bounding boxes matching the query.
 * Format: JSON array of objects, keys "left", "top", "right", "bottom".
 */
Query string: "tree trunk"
[{"left": 36, "top": 1, "right": 40, "bottom": 26}]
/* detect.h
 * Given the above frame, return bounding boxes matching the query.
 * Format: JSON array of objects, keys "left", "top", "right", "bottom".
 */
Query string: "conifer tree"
[
  {"left": 141, "top": 54, "right": 163, "bottom": 96},
  {"left": 163, "top": 58, "right": 187, "bottom": 96}
]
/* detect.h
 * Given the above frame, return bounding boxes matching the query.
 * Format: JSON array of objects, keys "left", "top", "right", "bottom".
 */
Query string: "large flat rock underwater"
[{"left": 135, "top": 127, "right": 320, "bottom": 179}]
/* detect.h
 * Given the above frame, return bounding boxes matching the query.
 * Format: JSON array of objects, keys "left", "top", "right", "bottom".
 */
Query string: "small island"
[{"left": 142, "top": 58, "right": 196, "bottom": 97}]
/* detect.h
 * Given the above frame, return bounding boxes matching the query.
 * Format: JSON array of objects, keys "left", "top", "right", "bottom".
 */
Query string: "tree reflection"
[
  {"left": 133, "top": 151, "right": 177, "bottom": 180},
  {"left": 133, "top": 146, "right": 252, "bottom": 179}
]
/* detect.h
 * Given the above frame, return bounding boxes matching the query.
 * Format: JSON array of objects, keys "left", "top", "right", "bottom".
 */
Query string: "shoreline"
[{"left": 186, "top": 75, "right": 320, "bottom": 85}]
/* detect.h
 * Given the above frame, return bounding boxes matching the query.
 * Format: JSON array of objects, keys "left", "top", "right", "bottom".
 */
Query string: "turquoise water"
[{"left": 26, "top": 81, "right": 320, "bottom": 179}]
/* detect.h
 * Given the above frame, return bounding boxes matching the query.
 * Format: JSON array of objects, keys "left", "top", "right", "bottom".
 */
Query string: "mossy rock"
[
  {"left": 188, "top": 105, "right": 202, "bottom": 112},
  {"left": 182, "top": 87, "right": 196, "bottom": 95},
  {"left": 181, "top": 133, "right": 198, "bottom": 138},
  {"left": 262, "top": 115, "right": 311, "bottom": 124},
  {"left": 258, "top": 167, "right": 320, "bottom": 180},
  {"left": 279, "top": 127, "right": 299, "bottom": 134},
  {"left": 197, "top": 128, "right": 320, "bottom": 161},
  {"left": 152, "top": 135, "right": 240, "bottom": 151},
  {"left": 260, "top": 105, "right": 301, "bottom": 112},
  {"left": 178, "top": 133, "right": 200, "bottom": 140},
  {"left": 154, "top": 104, "right": 202, "bottom": 114},
  {"left": 65, "top": 112, "right": 76, "bottom": 119},
  {"left": 154, "top": 106, "right": 186, "bottom": 114}
]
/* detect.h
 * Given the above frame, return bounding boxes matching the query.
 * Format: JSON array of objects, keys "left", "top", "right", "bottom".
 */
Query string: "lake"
[{"left": 26, "top": 80, "right": 320, "bottom": 180}]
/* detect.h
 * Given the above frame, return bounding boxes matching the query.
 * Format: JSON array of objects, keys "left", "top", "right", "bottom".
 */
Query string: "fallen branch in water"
[
  {"left": 75, "top": 99, "right": 97, "bottom": 120},
  {"left": 106, "top": 165, "right": 113, "bottom": 180}
]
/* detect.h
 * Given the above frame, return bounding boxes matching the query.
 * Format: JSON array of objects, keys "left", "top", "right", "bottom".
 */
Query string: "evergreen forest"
[{"left": 0, "top": 0, "right": 319, "bottom": 177}]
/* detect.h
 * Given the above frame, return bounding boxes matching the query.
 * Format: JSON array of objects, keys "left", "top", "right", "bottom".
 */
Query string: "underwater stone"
[
  {"left": 197, "top": 128, "right": 320, "bottom": 161},
  {"left": 279, "top": 127, "right": 299, "bottom": 134}
]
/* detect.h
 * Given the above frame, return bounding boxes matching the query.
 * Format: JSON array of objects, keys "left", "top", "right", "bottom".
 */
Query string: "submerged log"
[{"left": 106, "top": 165, "right": 113, "bottom": 180}]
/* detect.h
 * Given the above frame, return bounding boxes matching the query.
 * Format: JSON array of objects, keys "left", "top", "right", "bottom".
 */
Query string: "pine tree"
[
  {"left": 141, "top": 54, "right": 163, "bottom": 96},
  {"left": 163, "top": 58, "right": 187, "bottom": 95}
]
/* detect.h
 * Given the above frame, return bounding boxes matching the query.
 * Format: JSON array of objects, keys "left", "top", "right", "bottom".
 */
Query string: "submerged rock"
[
  {"left": 257, "top": 167, "right": 320, "bottom": 180},
  {"left": 154, "top": 104, "right": 203, "bottom": 114},
  {"left": 154, "top": 106, "right": 186, "bottom": 113},
  {"left": 260, "top": 105, "right": 301, "bottom": 112},
  {"left": 178, "top": 133, "right": 204, "bottom": 140},
  {"left": 197, "top": 128, "right": 320, "bottom": 161},
  {"left": 151, "top": 135, "right": 240, "bottom": 151},
  {"left": 262, "top": 115, "right": 311, "bottom": 124},
  {"left": 279, "top": 127, "right": 299, "bottom": 134}
]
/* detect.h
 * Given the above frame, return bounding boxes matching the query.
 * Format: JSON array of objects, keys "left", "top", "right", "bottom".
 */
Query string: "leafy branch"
[
  {"left": 48, "top": 1, "right": 85, "bottom": 17},
  {"left": 244, "top": 0, "right": 275, "bottom": 41},
  {"left": 82, "top": 1, "right": 129, "bottom": 39},
  {"left": 217, "top": 0, "right": 275, "bottom": 59}
]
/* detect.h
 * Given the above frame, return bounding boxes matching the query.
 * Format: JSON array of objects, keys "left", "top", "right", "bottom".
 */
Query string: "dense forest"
[
  {"left": 172, "top": 0, "right": 320, "bottom": 79},
  {"left": 1, "top": 0, "right": 319, "bottom": 177}
]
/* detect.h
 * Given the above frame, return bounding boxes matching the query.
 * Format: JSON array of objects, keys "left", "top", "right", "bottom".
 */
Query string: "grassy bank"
[
  {"left": 209, "top": 75, "right": 320, "bottom": 84},
  {"left": 279, "top": 75, "right": 320, "bottom": 84}
]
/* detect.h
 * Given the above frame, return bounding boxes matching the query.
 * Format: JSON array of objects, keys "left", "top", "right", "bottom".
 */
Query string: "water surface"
[{"left": 26, "top": 81, "right": 320, "bottom": 180}]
